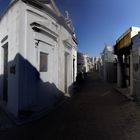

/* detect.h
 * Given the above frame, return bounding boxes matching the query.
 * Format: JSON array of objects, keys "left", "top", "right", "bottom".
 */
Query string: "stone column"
[
  {"left": 117, "top": 57, "right": 122, "bottom": 87},
  {"left": 130, "top": 50, "right": 133, "bottom": 95}
]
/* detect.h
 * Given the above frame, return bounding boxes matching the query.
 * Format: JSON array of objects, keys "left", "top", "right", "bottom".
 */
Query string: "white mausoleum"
[{"left": 0, "top": 0, "right": 77, "bottom": 117}]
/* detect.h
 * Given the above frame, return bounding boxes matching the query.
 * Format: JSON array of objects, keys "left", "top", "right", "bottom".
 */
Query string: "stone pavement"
[
  {"left": 1, "top": 72, "right": 140, "bottom": 139},
  {"left": 113, "top": 86, "right": 134, "bottom": 101},
  {"left": 0, "top": 108, "right": 14, "bottom": 130}
]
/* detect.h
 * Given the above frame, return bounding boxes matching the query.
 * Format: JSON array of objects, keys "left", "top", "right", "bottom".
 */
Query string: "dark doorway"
[
  {"left": 64, "top": 52, "right": 70, "bottom": 93},
  {"left": 2, "top": 43, "right": 8, "bottom": 102},
  {"left": 73, "top": 59, "right": 75, "bottom": 82}
]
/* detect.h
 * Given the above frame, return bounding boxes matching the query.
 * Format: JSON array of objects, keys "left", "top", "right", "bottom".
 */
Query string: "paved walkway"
[{"left": 1, "top": 72, "right": 140, "bottom": 140}]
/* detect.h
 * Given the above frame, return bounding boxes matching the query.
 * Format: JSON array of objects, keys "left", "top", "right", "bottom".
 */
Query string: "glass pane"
[{"left": 40, "top": 52, "right": 48, "bottom": 72}]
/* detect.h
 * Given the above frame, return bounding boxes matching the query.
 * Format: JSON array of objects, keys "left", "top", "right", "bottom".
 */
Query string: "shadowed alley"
[{"left": 1, "top": 72, "right": 140, "bottom": 140}]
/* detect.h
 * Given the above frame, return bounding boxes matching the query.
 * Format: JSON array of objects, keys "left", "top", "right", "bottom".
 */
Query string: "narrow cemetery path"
[{"left": 1, "top": 72, "right": 140, "bottom": 140}]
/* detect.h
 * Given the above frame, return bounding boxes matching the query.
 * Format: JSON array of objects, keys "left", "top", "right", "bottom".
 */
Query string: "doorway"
[
  {"left": 64, "top": 52, "right": 69, "bottom": 93},
  {"left": 73, "top": 58, "right": 75, "bottom": 82},
  {"left": 2, "top": 43, "right": 8, "bottom": 102}
]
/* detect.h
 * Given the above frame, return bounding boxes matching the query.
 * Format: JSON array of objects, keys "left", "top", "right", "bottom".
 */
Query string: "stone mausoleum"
[{"left": 0, "top": 0, "right": 77, "bottom": 117}]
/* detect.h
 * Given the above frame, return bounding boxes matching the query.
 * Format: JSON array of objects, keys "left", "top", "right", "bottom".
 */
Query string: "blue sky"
[
  {"left": 55, "top": 0, "right": 140, "bottom": 57},
  {"left": 1, "top": 0, "right": 140, "bottom": 57}
]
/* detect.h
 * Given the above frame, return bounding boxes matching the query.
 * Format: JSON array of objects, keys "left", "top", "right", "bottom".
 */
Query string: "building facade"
[
  {"left": 0, "top": 0, "right": 77, "bottom": 117},
  {"left": 101, "top": 45, "right": 117, "bottom": 83},
  {"left": 93, "top": 55, "right": 103, "bottom": 73},
  {"left": 77, "top": 52, "right": 85, "bottom": 73},
  {"left": 77, "top": 52, "right": 93, "bottom": 74},
  {"left": 114, "top": 27, "right": 140, "bottom": 95},
  {"left": 132, "top": 32, "right": 140, "bottom": 101}
]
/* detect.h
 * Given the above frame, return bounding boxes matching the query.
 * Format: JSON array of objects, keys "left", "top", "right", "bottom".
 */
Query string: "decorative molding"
[
  {"left": 1, "top": 35, "right": 8, "bottom": 44},
  {"left": 63, "top": 39, "right": 72, "bottom": 51},
  {"left": 30, "top": 22, "right": 58, "bottom": 41},
  {"left": 27, "top": 9, "right": 48, "bottom": 20}
]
